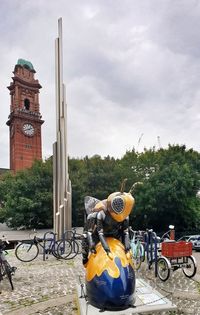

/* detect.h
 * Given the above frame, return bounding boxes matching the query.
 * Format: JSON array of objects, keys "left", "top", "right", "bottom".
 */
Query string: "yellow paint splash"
[{"left": 86, "top": 238, "right": 134, "bottom": 282}]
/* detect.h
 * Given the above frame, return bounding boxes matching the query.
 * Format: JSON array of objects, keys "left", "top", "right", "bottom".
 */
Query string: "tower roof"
[{"left": 17, "top": 59, "right": 35, "bottom": 71}]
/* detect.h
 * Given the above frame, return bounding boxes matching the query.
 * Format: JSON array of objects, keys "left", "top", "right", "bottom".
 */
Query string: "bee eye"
[{"left": 111, "top": 197, "right": 124, "bottom": 214}]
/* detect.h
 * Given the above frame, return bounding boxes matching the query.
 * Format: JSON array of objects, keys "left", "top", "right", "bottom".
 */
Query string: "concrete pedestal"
[{"left": 76, "top": 278, "right": 176, "bottom": 315}]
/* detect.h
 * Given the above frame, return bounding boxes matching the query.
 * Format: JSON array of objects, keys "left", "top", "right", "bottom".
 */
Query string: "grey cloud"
[
  {"left": 0, "top": 0, "right": 199, "bottom": 167},
  {"left": 147, "top": 0, "right": 200, "bottom": 58}
]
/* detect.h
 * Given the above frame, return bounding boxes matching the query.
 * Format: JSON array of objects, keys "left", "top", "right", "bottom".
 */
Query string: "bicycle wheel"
[
  {"left": 140, "top": 243, "right": 145, "bottom": 262},
  {"left": 157, "top": 257, "right": 171, "bottom": 281},
  {"left": 57, "top": 240, "right": 72, "bottom": 260},
  {"left": 74, "top": 239, "right": 82, "bottom": 254},
  {"left": 2, "top": 261, "right": 14, "bottom": 290},
  {"left": 70, "top": 240, "right": 80, "bottom": 258},
  {"left": 135, "top": 244, "right": 145, "bottom": 270},
  {"left": 51, "top": 240, "right": 63, "bottom": 259},
  {"left": 182, "top": 256, "right": 197, "bottom": 278},
  {"left": 15, "top": 242, "right": 39, "bottom": 262},
  {"left": 134, "top": 250, "right": 142, "bottom": 270}
]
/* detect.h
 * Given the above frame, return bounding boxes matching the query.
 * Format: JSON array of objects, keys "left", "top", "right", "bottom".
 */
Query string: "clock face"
[{"left": 22, "top": 123, "right": 35, "bottom": 136}]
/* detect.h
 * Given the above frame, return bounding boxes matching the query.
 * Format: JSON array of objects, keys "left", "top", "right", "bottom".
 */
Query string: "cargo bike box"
[{"left": 161, "top": 241, "right": 192, "bottom": 258}]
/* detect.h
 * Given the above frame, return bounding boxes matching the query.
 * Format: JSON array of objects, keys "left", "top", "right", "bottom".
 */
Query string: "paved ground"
[
  {"left": 0, "top": 237, "right": 200, "bottom": 315},
  {"left": 0, "top": 251, "right": 82, "bottom": 315}
]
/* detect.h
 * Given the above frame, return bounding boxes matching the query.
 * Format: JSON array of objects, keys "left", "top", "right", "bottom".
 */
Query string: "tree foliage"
[
  {"left": 132, "top": 145, "right": 200, "bottom": 232},
  {"left": 0, "top": 145, "right": 199, "bottom": 233},
  {"left": 0, "top": 159, "right": 53, "bottom": 228}
]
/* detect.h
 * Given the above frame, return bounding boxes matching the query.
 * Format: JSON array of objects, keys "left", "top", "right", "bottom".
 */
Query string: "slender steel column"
[{"left": 53, "top": 18, "right": 72, "bottom": 239}]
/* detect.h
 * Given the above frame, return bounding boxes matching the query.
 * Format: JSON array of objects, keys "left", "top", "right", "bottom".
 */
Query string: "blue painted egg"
[{"left": 85, "top": 237, "right": 135, "bottom": 310}]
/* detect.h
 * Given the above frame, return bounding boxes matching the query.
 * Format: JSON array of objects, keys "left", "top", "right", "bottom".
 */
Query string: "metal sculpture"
[
  {"left": 82, "top": 181, "right": 136, "bottom": 310},
  {"left": 53, "top": 18, "right": 72, "bottom": 238}
]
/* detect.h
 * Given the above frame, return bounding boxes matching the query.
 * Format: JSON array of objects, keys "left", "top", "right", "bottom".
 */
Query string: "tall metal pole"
[{"left": 53, "top": 18, "right": 72, "bottom": 239}]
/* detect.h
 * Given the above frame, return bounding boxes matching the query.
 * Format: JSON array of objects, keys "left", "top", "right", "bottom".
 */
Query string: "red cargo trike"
[{"left": 157, "top": 240, "right": 197, "bottom": 281}]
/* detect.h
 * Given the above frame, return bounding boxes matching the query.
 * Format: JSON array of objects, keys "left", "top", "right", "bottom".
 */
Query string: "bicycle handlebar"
[{"left": 160, "top": 231, "right": 171, "bottom": 241}]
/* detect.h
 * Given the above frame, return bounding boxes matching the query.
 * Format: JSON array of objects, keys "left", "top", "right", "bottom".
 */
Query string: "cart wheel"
[
  {"left": 182, "top": 255, "right": 197, "bottom": 278},
  {"left": 157, "top": 257, "right": 171, "bottom": 281}
]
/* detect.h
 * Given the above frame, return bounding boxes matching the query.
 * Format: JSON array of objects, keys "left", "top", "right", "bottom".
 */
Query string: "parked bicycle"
[
  {"left": 15, "top": 231, "right": 61, "bottom": 262},
  {"left": 57, "top": 228, "right": 83, "bottom": 260},
  {"left": 0, "top": 237, "right": 17, "bottom": 290},
  {"left": 129, "top": 228, "right": 145, "bottom": 270}
]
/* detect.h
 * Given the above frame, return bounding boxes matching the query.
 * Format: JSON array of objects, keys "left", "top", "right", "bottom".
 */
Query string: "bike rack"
[
  {"left": 144, "top": 230, "right": 158, "bottom": 277},
  {"left": 43, "top": 231, "right": 56, "bottom": 261},
  {"left": 61, "top": 229, "right": 76, "bottom": 241}
]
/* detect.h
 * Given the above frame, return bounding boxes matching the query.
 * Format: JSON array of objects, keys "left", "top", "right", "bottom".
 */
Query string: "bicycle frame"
[
  {"left": 0, "top": 240, "right": 16, "bottom": 290},
  {"left": 130, "top": 233, "right": 143, "bottom": 256},
  {"left": 129, "top": 229, "right": 145, "bottom": 270},
  {"left": 42, "top": 231, "right": 57, "bottom": 261}
]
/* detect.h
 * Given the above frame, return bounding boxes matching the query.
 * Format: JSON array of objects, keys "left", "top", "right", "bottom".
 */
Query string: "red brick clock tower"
[{"left": 7, "top": 59, "right": 44, "bottom": 172}]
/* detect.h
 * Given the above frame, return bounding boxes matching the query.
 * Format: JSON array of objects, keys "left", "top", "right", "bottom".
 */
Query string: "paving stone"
[{"left": 0, "top": 249, "right": 200, "bottom": 315}]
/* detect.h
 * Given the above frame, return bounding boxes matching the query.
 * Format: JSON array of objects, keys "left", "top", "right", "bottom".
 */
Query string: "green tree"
[
  {"left": 0, "top": 159, "right": 53, "bottom": 229},
  {"left": 69, "top": 157, "right": 88, "bottom": 227},
  {"left": 0, "top": 145, "right": 199, "bottom": 233},
  {"left": 131, "top": 145, "right": 200, "bottom": 233}
]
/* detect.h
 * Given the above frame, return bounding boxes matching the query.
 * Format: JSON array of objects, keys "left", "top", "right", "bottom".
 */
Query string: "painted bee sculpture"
[{"left": 82, "top": 181, "right": 139, "bottom": 310}]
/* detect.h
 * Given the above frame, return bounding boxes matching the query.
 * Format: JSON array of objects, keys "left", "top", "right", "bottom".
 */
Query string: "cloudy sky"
[{"left": 0, "top": 0, "right": 200, "bottom": 168}]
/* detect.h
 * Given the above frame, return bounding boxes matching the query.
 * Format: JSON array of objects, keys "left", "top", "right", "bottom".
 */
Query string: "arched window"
[{"left": 24, "top": 98, "right": 30, "bottom": 110}]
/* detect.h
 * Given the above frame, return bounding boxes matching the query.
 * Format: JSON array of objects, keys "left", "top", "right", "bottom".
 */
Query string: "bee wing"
[{"left": 84, "top": 196, "right": 100, "bottom": 215}]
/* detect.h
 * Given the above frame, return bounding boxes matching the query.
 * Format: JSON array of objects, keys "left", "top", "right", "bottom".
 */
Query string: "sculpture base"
[{"left": 76, "top": 278, "right": 176, "bottom": 315}]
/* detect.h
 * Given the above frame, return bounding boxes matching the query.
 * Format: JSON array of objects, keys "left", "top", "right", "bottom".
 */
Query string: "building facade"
[{"left": 7, "top": 59, "right": 44, "bottom": 172}]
